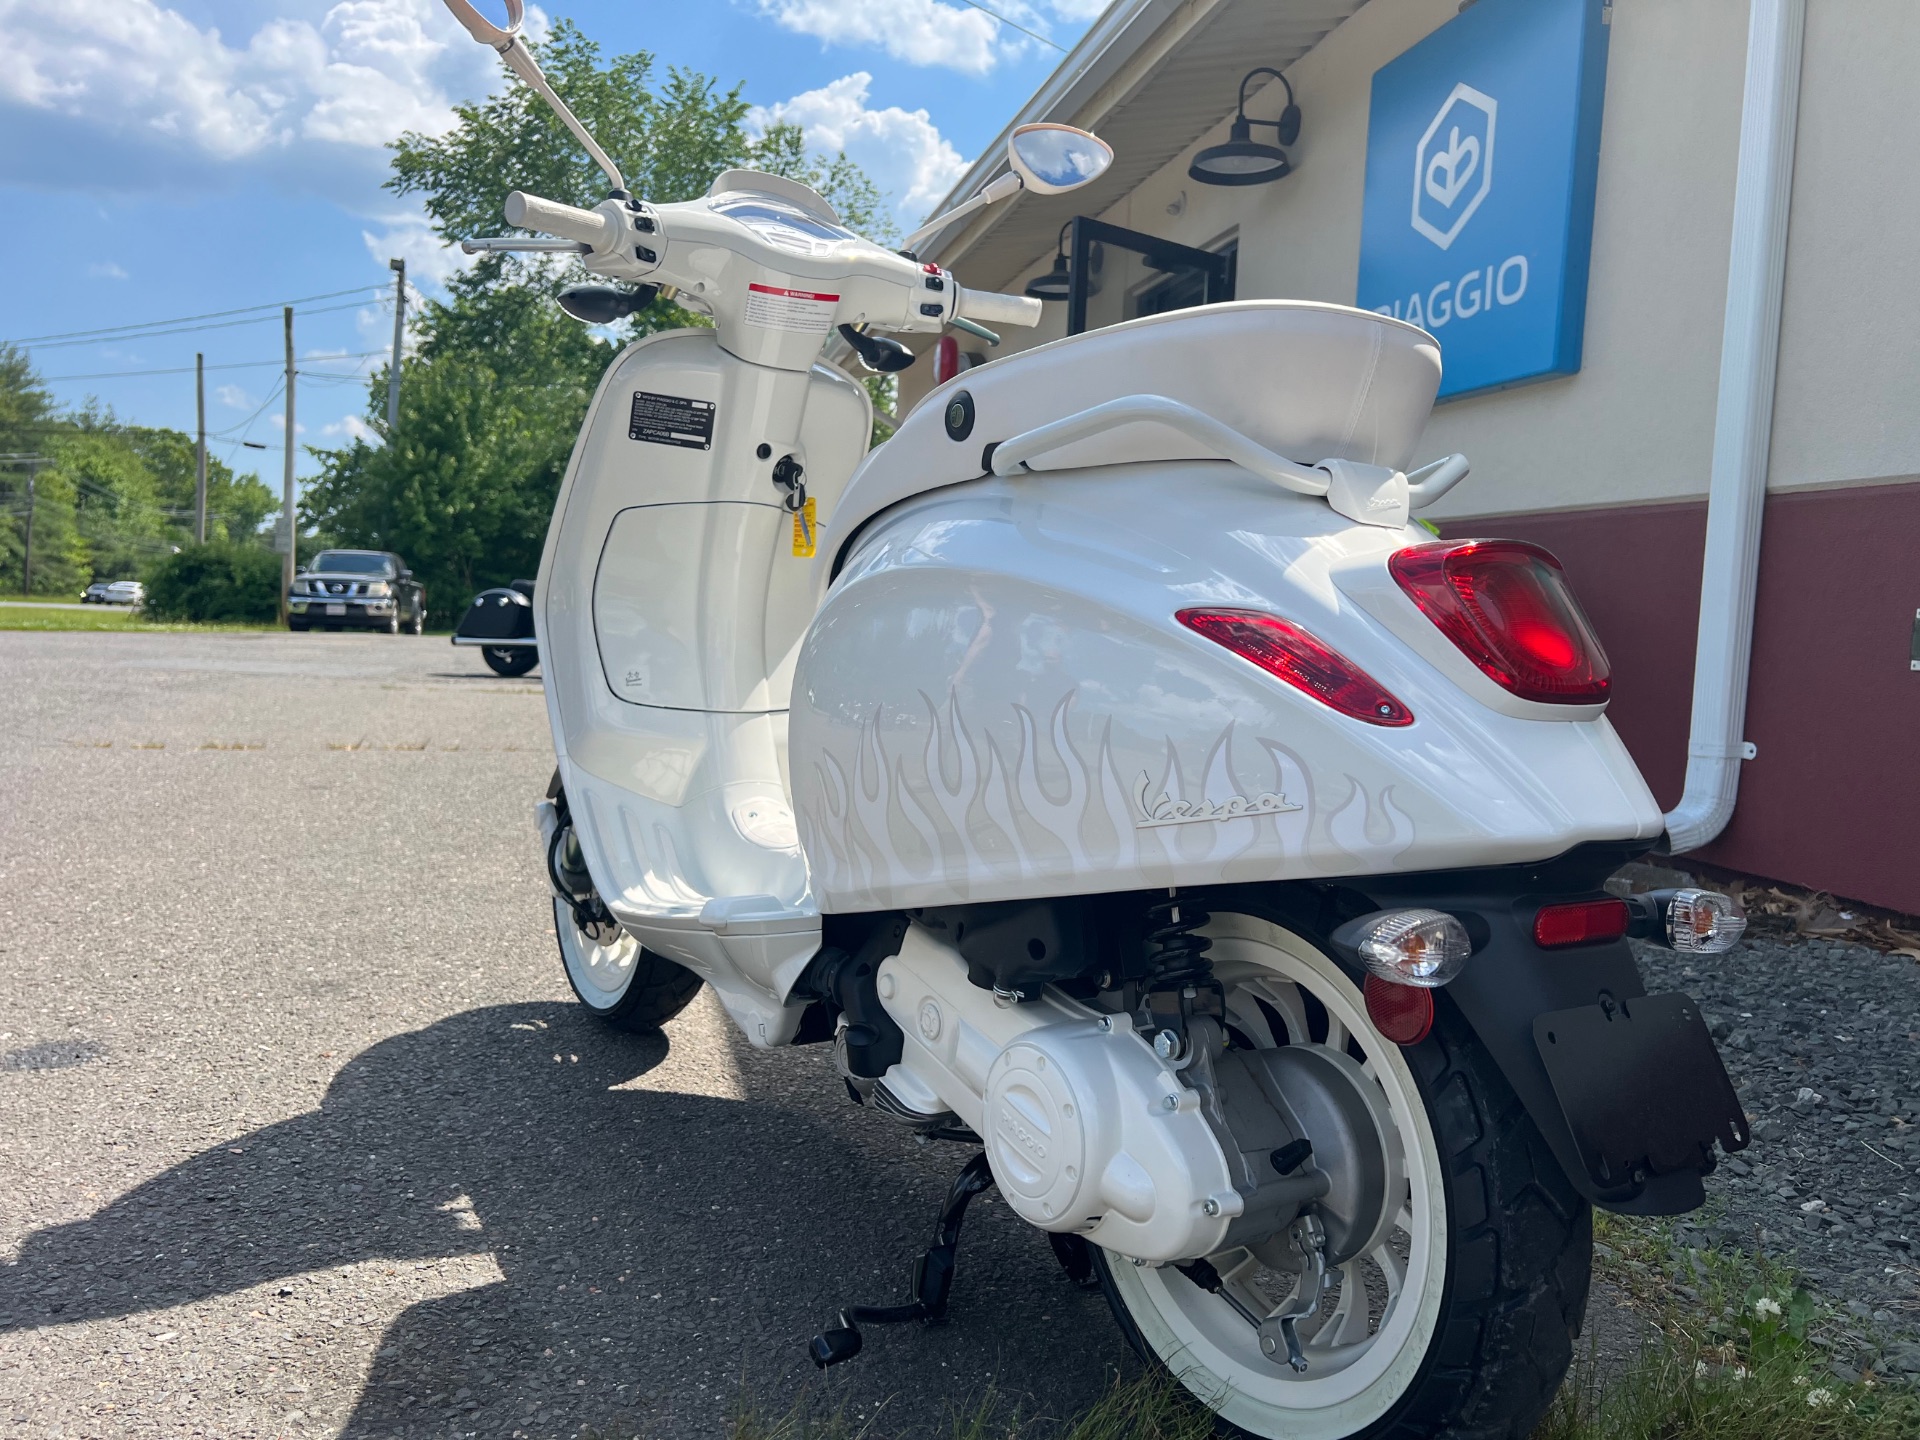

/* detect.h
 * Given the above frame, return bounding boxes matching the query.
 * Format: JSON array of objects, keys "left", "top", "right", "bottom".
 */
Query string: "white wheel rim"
[
  {"left": 554, "top": 897, "right": 640, "bottom": 1009},
  {"left": 1104, "top": 914, "right": 1448, "bottom": 1439}
]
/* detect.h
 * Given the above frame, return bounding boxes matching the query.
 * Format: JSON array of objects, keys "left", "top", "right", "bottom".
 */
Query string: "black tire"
[
  {"left": 482, "top": 646, "right": 538, "bottom": 677},
  {"left": 553, "top": 897, "right": 702, "bottom": 1033},
  {"left": 288, "top": 623, "right": 308, "bottom": 632},
  {"left": 1093, "top": 923, "right": 1590, "bottom": 1440}
]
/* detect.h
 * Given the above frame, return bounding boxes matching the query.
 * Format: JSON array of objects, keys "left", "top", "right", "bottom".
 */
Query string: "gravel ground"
[
  {"left": 0, "top": 628, "right": 1894, "bottom": 1438},
  {"left": 1633, "top": 934, "right": 1920, "bottom": 1376}
]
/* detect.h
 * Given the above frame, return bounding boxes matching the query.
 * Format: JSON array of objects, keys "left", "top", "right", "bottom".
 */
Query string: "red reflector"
[
  {"left": 1176, "top": 609, "right": 1413, "bottom": 726},
  {"left": 1533, "top": 898, "right": 1631, "bottom": 949},
  {"left": 1388, "top": 540, "right": 1611, "bottom": 704},
  {"left": 1364, "top": 974, "right": 1434, "bottom": 1046},
  {"left": 931, "top": 334, "right": 962, "bottom": 387}
]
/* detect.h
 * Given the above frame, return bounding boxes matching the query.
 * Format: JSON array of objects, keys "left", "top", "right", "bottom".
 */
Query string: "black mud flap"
[{"left": 1534, "top": 992, "right": 1749, "bottom": 1194}]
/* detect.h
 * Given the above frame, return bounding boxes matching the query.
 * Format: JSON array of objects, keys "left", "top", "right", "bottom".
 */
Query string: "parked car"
[
  {"left": 288, "top": 550, "right": 424, "bottom": 634},
  {"left": 451, "top": 578, "right": 537, "bottom": 676},
  {"left": 88, "top": 580, "right": 145, "bottom": 606}
]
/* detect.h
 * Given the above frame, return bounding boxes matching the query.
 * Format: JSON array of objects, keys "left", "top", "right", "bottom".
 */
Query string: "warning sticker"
[
  {"left": 628, "top": 391, "right": 715, "bottom": 450},
  {"left": 744, "top": 283, "right": 840, "bottom": 334}
]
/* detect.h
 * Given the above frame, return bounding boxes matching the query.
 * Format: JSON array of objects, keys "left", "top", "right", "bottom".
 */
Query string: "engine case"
[{"left": 877, "top": 926, "right": 1239, "bottom": 1262}]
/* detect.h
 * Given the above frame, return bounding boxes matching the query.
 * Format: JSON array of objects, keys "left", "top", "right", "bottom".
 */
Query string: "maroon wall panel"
[{"left": 1457, "top": 484, "right": 1920, "bottom": 914}]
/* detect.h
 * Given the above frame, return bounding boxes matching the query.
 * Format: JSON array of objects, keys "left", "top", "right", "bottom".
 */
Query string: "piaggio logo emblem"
[{"left": 1412, "top": 83, "right": 1497, "bottom": 250}]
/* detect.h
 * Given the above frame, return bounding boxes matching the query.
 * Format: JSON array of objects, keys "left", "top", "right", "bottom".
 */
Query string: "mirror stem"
[
  {"left": 899, "top": 172, "right": 1023, "bottom": 252},
  {"left": 494, "top": 36, "right": 627, "bottom": 195}
]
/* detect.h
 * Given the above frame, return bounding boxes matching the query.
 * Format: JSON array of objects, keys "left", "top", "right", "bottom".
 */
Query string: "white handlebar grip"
[
  {"left": 503, "top": 191, "right": 612, "bottom": 249},
  {"left": 955, "top": 286, "right": 1044, "bottom": 328},
  {"left": 440, "top": 0, "right": 524, "bottom": 47}
]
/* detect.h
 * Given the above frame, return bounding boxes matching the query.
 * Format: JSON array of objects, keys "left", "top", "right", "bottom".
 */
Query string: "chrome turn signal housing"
[
  {"left": 1666, "top": 888, "right": 1747, "bottom": 954},
  {"left": 1349, "top": 908, "right": 1471, "bottom": 988}
]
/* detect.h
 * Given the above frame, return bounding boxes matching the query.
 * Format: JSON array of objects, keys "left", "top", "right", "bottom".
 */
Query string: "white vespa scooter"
[{"left": 442, "top": 4, "right": 1751, "bottom": 1435}]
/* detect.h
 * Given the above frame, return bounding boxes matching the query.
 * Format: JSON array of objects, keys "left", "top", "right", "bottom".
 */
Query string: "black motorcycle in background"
[{"left": 452, "top": 579, "right": 538, "bottom": 676}]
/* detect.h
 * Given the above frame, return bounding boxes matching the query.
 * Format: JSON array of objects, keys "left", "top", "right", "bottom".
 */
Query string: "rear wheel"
[
  {"left": 553, "top": 896, "right": 702, "bottom": 1033},
  {"left": 482, "top": 646, "right": 537, "bottom": 677},
  {"left": 1093, "top": 912, "right": 1589, "bottom": 1440}
]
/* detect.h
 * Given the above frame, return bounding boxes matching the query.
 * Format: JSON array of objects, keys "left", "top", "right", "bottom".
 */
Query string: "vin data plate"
[{"left": 628, "top": 391, "right": 715, "bottom": 450}]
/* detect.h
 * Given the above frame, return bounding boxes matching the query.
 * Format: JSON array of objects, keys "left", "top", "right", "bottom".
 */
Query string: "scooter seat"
[{"left": 826, "top": 299, "right": 1440, "bottom": 566}]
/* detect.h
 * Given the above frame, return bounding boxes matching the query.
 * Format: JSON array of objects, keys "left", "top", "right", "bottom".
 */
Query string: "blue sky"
[{"left": 0, "top": 0, "right": 1098, "bottom": 492}]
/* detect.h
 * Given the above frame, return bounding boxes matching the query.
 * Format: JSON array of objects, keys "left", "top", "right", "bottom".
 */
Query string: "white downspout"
[{"left": 1664, "top": 0, "right": 1805, "bottom": 853}]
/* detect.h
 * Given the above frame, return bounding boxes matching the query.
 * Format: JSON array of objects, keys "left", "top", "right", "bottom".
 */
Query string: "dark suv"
[{"left": 288, "top": 550, "right": 425, "bottom": 634}]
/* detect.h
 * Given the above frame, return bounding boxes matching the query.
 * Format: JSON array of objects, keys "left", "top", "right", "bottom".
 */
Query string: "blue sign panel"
[{"left": 1356, "top": 0, "right": 1610, "bottom": 399}]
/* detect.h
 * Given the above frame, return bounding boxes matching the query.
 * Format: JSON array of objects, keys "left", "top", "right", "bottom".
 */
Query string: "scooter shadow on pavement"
[{"left": 0, "top": 1001, "right": 1124, "bottom": 1435}]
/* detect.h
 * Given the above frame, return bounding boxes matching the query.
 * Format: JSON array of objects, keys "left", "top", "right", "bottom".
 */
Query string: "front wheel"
[
  {"left": 1094, "top": 912, "right": 1589, "bottom": 1440},
  {"left": 482, "top": 646, "right": 537, "bottom": 677},
  {"left": 553, "top": 897, "right": 702, "bottom": 1033}
]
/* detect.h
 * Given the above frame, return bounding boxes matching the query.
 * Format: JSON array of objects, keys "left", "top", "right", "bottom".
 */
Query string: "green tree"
[
  {"left": 308, "top": 22, "right": 896, "bottom": 623},
  {"left": 0, "top": 346, "right": 279, "bottom": 593}
]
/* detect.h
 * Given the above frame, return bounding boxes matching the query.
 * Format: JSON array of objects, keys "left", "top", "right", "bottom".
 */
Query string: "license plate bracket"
[
  {"left": 1534, "top": 991, "right": 1748, "bottom": 1192},
  {"left": 325, "top": 603, "right": 346, "bottom": 616}
]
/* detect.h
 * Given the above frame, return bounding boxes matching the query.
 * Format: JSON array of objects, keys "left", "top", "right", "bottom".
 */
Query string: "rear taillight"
[
  {"left": 1533, "top": 898, "right": 1630, "bottom": 948},
  {"left": 1176, "top": 609, "right": 1413, "bottom": 726},
  {"left": 1388, "top": 540, "right": 1610, "bottom": 704}
]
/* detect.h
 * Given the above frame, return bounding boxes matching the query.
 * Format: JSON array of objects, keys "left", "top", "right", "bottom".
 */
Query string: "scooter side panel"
[
  {"left": 789, "top": 464, "right": 1662, "bottom": 913},
  {"left": 534, "top": 329, "right": 868, "bottom": 1034}
]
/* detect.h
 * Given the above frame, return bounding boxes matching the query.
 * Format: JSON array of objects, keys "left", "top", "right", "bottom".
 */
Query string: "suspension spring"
[{"left": 1144, "top": 890, "right": 1213, "bottom": 991}]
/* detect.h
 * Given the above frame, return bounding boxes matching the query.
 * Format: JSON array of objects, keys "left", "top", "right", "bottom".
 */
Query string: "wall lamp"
[
  {"left": 1024, "top": 222, "right": 1104, "bottom": 302},
  {"left": 1189, "top": 67, "right": 1301, "bottom": 186}
]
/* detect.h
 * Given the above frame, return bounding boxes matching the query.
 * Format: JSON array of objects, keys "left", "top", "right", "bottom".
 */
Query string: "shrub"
[{"left": 144, "top": 542, "right": 282, "bottom": 624}]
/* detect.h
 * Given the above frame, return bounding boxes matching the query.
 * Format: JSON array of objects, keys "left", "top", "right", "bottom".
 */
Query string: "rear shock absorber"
[
  {"left": 1144, "top": 889, "right": 1213, "bottom": 988},
  {"left": 1140, "top": 889, "right": 1221, "bottom": 1043}
]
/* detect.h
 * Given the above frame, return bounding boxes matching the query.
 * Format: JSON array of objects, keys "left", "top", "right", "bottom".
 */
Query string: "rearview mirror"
[{"left": 1007, "top": 124, "right": 1114, "bottom": 196}]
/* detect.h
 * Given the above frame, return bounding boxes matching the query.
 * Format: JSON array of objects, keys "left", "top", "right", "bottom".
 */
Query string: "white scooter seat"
[{"left": 825, "top": 300, "right": 1440, "bottom": 566}]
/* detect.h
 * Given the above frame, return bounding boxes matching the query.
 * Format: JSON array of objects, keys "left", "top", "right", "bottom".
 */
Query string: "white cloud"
[
  {"left": 752, "top": 73, "right": 968, "bottom": 225},
  {"left": 0, "top": 0, "right": 505, "bottom": 194},
  {"left": 214, "top": 384, "right": 253, "bottom": 408},
  {"left": 87, "top": 261, "right": 130, "bottom": 280},
  {"left": 324, "top": 413, "right": 380, "bottom": 443},
  {"left": 362, "top": 212, "right": 470, "bottom": 289},
  {"left": 753, "top": 0, "right": 1016, "bottom": 77}
]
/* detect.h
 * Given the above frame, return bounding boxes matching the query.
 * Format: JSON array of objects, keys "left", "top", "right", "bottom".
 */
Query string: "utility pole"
[
  {"left": 1, "top": 455, "right": 47, "bottom": 596},
  {"left": 387, "top": 258, "right": 407, "bottom": 432},
  {"left": 194, "top": 352, "right": 208, "bottom": 543},
  {"left": 280, "top": 306, "right": 296, "bottom": 626}
]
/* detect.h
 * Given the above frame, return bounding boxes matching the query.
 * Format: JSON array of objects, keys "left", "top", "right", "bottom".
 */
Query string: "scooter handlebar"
[
  {"left": 953, "top": 286, "right": 1043, "bottom": 329},
  {"left": 503, "top": 191, "right": 615, "bottom": 251}
]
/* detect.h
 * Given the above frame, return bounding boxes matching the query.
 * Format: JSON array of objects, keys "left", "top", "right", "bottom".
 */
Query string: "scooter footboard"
[{"left": 1349, "top": 842, "right": 1748, "bottom": 1216}]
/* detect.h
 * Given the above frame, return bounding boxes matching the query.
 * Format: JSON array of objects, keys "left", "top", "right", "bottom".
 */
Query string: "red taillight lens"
[
  {"left": 1533, "top": 898, "right": 1630, "bottom": 949},
  {"left": 1388, "top": 540, "right": 1611, "bottom": 704},
  {"left": 1176, "top": 609, "right": 1413, "bottom": 726},
  {"left": 1363, "top": 974, "right": 1434, "bottom": 1045}
]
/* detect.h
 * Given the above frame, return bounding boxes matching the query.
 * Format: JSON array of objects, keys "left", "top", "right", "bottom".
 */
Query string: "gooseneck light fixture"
[
  {"left": 1189, "top": 67, "right": 1302, "bottom": 187},
  {"left": 1024, "top": 223, "right": 1105, "bottom": 302},
  {"left": 1024, "top": 223, "right": 1075, "bottom": 301}
]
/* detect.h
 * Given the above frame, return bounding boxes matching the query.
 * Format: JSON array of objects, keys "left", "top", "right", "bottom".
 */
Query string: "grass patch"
[
  {"left": 717, "top": 1221, "right": 1918, "bottom": 1440},
  {"left": 0, "top": 606, "right": 280, "bottom": 633}
]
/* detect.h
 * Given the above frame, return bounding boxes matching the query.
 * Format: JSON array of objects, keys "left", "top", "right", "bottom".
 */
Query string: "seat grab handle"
[{"left": 987, "top": 394, "right": 1331, "bottom": 498}]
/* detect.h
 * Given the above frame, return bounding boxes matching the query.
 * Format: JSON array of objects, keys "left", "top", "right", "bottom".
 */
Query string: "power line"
[
  {"left": 956, "top": 0, "right": 1065, "bottom": 50},
  {"left": 22, "top": 299, "right": 389, "bottom": 351},
  {"left": 4, "top": 286, "right": 387, "bottom": 347},
  {"left": 42, "top": 352, "right": 387, "bottom": 382}
]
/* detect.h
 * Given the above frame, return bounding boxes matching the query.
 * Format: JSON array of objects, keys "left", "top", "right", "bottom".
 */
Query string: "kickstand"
[
  {"left": 1047, "top": 1232, "right": 1101, "bottom": 1290},
  {"left": 809, "top": 1152, "right": 994, "bottom": 1368}
]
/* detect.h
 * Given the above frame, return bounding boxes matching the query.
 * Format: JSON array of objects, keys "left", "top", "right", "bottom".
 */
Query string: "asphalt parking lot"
[{"left": 0, "top": 632, "right": 1124, "bottom": 1439}]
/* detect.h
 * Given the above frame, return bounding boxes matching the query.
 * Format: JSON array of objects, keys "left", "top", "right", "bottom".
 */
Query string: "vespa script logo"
[
  {"left": 1133, "top": 773, "right": 1302, "bottom": 830},
  {"left": 1412, "top": 83, "right": 1497, "bottom": 250}
]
